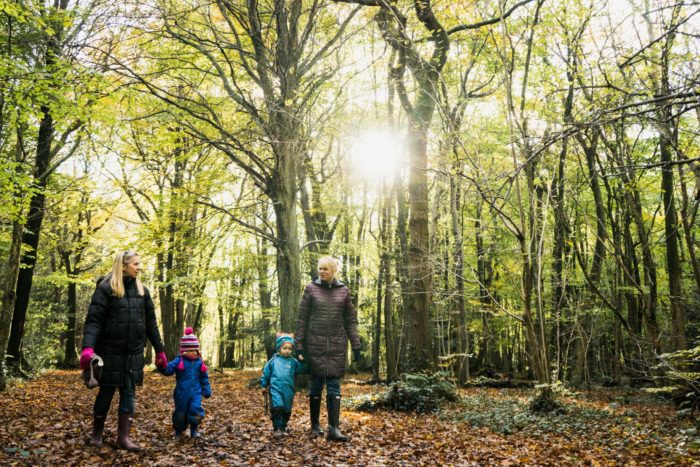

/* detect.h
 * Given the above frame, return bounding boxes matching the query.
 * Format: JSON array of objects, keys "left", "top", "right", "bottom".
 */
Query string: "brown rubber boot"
[
  {"left": 88, "top": 415, "right": 105, "bottom": 447},
  {"left": 116, "top": 412, "right": 141, "bottom": 451}
]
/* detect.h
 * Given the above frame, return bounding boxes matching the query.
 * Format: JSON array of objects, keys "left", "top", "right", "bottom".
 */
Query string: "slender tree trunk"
[
  {"left": 256, "top": 233, "right": 275, "bottom": 360},
  {"left": 475, "top": 201, "right": 494, "bottom": 371},
  {"left": 381, "top": 187, "right": 398, "bottom": 382},
  {"left": 395, "top": 175, "right": 409, "bottom": 372},
  {"left": 0, "top": 220, "right": 23, "bottom": 389},
  {"left": 217, "top": 302, "right": 225, "bottom": 369},
  {"left": 660, "top": 134, "right": 686, "bottom": 350},
  {"left": 6, "top": 107, "right": 53, "bottom": 369},
  {"left": 62, "top": 254, "right": 78, "bottom": 368},
  {"left": 450, "top": 175, "right": 468, "bottom": 383},
  {"left": 373, "top": 267, "right": 382, "bottom": 381},
  {"left": 678, "top": 161, "right": 700, "bottom": 293},
  {"left": 655, "top": 20, "right": 686, "bottom": 350}
]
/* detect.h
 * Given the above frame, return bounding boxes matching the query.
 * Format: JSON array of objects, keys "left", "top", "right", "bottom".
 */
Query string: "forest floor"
[{"left": 0, "top": 369, "right": 698, "bottom": 466}]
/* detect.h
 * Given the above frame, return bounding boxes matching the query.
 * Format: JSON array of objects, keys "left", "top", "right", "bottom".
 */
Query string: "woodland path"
[{"left": 0, "top": 370, "right": 696, "bottom": 466}]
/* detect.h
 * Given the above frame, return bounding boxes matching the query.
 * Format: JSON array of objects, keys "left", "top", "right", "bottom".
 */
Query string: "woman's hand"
[
  {"left": 155, "top": 351, "right": 168, "bottom": 370},
  {"left": 79, "top": 348, "right": 94, "bottom": 370}
]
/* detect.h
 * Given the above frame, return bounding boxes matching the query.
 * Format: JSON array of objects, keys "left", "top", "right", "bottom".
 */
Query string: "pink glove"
[
  {"left": 177, "top": 359, "right": 184, "bottom": 372},
  {"left": 80, "top": 348, "right": 94, "bottom": 370},
  {"left": 200, "top": 362, "right": 208, "bottom": 373},
  {"left": 155, "top": 351, "right": 168, "bottom": 369}
]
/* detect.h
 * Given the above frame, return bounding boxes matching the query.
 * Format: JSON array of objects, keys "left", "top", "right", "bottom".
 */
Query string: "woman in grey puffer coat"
[{"left": 295, "top": 256, "right": 361, "bottom": 441}]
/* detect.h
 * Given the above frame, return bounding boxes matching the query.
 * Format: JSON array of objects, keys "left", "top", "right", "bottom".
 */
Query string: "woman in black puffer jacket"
[
  {"left": 295, "top": 256, "right": 361, "bottom": 442},
  {"left": 80, "top": 250, "right": 167, "bottom": 451}
]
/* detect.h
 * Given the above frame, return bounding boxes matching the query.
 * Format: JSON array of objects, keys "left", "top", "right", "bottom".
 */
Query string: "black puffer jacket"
[
  {"left": 295, "top": 278, "right": 361, "bottom": 378},
  {"left": 82, "top": 275, "right": 165, "bottom": 386}
]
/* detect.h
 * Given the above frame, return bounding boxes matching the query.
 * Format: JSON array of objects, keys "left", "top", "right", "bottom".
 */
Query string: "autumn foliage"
[{"left": 0, "top": 370, "right": 697, "bottom": 465}]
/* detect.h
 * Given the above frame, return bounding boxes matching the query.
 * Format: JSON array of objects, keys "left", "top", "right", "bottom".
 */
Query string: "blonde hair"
[
  {"left": 108, "top": 250, "right": 144, "bottom": 298},
  {"left": 317, "top": 256, "right": 340, "bottom": 275}
]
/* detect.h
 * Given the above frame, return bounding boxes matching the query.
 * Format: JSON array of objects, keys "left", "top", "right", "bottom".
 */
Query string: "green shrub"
[
  {"left": 651, "top": 346, "right": 700, "bottom": 412},
  {"left": 355, "top": 372, "right": 459, "bottom": 413}
]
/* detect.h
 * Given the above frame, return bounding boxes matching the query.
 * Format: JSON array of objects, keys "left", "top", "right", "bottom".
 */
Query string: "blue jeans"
[
  {"left": 93, "top": 372, "right": 136, "bottom": 415},
  {"left": 309, "top": 375, "right": 341, "bottom": 397}
]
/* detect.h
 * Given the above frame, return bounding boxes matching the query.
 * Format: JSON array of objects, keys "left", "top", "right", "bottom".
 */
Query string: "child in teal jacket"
[{"left": 260, "top": 334, "right": 305, "bottom": 437}]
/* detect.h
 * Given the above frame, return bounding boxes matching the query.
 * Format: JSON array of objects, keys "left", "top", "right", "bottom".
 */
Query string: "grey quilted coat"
[{"left": 294, "top": 278, "right": 361, "bottom": 378}]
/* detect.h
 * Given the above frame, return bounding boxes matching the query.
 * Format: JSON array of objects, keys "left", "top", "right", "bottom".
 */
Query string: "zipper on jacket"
[
  {"left": 325, "top": 282, "right": 331, "bottom": 377},
  {"left": 124, "top": 281, "right": 133, "bottom": 377}
]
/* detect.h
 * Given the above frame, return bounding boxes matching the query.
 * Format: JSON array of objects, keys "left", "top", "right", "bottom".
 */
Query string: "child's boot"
[
  {"left": 282, "top": 411, "right": 291, "bottom": 436},
  {"left": 309, "top": 395, "right": 324, "bottom": 436},
  {"left": 272, "top": 408, "right": 285, "bottom": 438},
  {"left": 88, "top": 415, "right": 105, "bottom": 447},
  {"left": 116, "top": 412, "right": 141, "bottom": 451},
  {"left": 174, "top": 431, "right": 184, "bottom": 442},
  {"left": 326, "top": 395, "right": 348, "bottom": 442},
  {"left": 190, "top": 424, "right": 201, "bottom": 439}
]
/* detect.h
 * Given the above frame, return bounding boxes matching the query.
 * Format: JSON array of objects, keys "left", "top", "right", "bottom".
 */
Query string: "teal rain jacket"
[{"left": 260, "top": 354, "right": 304, "bottom": 411}]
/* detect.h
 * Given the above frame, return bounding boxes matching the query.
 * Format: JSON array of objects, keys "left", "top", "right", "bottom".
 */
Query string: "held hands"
[
  {"left": 79, "top": 347, "right": 94, "bottom": 370},
  {"left": 295, "top": 350, "right": 304, "bottom": 361},
  {"left": 155, "top": 351, "right": 168, "bottom": 370},
  {"left": 261, "top": 387, "right": 268, "bottom": 394}
]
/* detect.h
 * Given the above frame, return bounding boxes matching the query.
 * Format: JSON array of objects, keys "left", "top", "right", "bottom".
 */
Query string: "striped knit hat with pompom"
[{"left": 180, "top": 327, "right": 200, "bottom": 353}]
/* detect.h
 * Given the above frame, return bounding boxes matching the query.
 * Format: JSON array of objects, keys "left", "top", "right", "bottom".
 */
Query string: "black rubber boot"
[
  {"left": 88, "top": 415, "right": 105, "bottom": 447},
  {"left": 272, "top": 408, "right": 285, "bottom": 439},
  {"left": 309, "top": 395, "right": 324, "bottom": 437},
  {"left": 282, "top": 411, "right": 291, "bottom": 435},
  {"left": 326, "top": 395, "right": 348, "bottom": 442},
  {"left": 116, "top": 413, "right": 141, "bottom": 451}
]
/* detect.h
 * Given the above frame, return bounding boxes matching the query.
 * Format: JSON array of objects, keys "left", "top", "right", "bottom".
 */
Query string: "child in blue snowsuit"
[
  {"left": 161, "top": 327, "right": 212, "bottom": 440},
  {"left": 260, "top": 334, "right": 305, "bottom": 437}
]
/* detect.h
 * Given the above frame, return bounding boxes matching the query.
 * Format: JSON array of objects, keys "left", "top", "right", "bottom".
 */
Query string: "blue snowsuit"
[
  {"left": 162, "top": 355, "right": 212, "bottom": 434},
  {"left": 260, "top": 354, "right": 304, "bottom": 430}
]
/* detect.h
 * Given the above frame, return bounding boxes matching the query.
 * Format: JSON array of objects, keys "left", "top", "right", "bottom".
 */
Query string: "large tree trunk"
[
  {"left": 403, "top": 124, "right": 433, "bottom": 373},
  {"left": 373, "top": 0, "right": 449, "bottom": 374},
  {"left": 271, "top": 152, "right": 301, "bottom": 333}
]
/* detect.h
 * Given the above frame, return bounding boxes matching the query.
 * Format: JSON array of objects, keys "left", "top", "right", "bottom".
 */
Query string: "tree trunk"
[
  {"left": 6, "top": 106, "right": 54, "bottom": 369},
  {"left": 403, "top": 124, "right": 433, "bottom": 373},
  {"left": 272, "top": 160, "right": 301, "bottom": 333},
  {"left": 382, "top": 187, "right": 398, "bottom": 382},
  {"left": 475, "top": 201, "right": 495, "bottom": 371},
  {"left": 660, "top": 134, "right": 686, "bottom": 350},
  {"left": 373, "top": 267, "right": 382, "bottom": 381},
  {"left": 450, "top": 175, "right": 468, "bottom": 383},
  {"left": 0, "top": 220, "right": 23, "bottom": 390},
  {"left": 62, "top": 253, "right": 78, "bottom": 368}
]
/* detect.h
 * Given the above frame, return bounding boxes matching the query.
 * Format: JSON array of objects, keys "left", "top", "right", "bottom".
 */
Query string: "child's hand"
[{"left": 261, "top": 387, "right": 268, "bottom": 394}]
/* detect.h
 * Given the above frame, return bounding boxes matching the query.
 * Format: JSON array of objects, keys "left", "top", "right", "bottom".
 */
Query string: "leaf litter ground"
[{"left": 0, "top": 370, "right": 697, "bottom": 465}]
